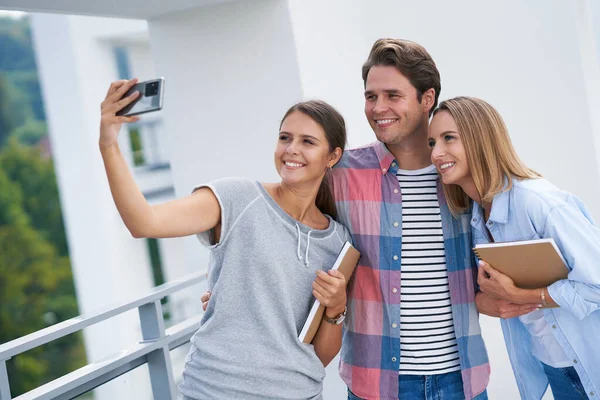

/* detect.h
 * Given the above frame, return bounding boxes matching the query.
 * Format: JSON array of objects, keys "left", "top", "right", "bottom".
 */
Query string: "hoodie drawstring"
[
  {"left": 296, "top": 223, "right": 302, "bottom": 261},
  {"left": 295, "top": 222, "right": 312, "bottom": 268},
  {"left": 305, "top": 231, "right": 312, "bottom": 268}
]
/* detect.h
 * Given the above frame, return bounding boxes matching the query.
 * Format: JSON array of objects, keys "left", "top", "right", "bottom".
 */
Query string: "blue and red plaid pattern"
[{"left": 330, "top": 141, "right": 490, "bottom": 400}]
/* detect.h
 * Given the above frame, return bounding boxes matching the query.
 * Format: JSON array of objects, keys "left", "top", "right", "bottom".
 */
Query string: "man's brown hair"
[{"left": 362, "top": 38, "right": 441, "bottom": 116}]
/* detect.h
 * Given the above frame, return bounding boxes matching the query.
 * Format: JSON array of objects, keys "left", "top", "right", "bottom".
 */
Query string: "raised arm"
[{"left": 99, "top": 79, "right": 220, "bottom": 239}]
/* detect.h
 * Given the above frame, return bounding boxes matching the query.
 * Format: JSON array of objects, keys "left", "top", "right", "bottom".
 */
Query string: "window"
[
  {"left": 128, "top": 125, "right": 145, "bottom": 166},
  {"left": 147, "top": 238, "right": 170, "bottom": 320},
  {"left": 113, "top": 47, "right": 131, "bottom": 79}
]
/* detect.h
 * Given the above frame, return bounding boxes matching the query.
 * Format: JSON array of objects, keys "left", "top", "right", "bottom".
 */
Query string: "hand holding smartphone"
[{"left": 116, "top": 77, "right": 165, "bottom": 117}]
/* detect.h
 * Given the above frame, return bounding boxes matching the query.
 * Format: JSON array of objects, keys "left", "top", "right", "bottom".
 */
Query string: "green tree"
[
  {"left": 0, "top": 75, "right": 16, "bottom": 147},
  {"left": 0, "top": 140, "right": 68, "bottom": 255},
  {"left": 8, "top": 70, "right": 45, "bottom": 121},
  {"left": 0, "top": 16, "right": 37, "bottom": 72},
  {"left": 1, "top": 72, "right": 36, "bottom": 128},
  {"left": 0, "top": 16, "right": 87, "bottom": 395},
  {"left": 0, "top": 142, "right": 85, "bottom": 396},
  {"left": 0, "top": 16, "right": 46, "bottom": 145},
  {"left": 12, "top": 119, "right": 46, "bottom": 146}
]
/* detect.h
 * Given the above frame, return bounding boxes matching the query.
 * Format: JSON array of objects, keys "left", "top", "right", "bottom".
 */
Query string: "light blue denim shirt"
[{"left": 470, "top": 177, "right": 600, "bottom": 400}]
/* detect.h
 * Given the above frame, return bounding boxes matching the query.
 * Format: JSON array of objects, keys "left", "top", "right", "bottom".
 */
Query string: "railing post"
[
  {"left": 139, "top": 300, "right": 176, "bottom": 400},
  {"left": 0, "top": 359, "right": 12, "bottom": 400}
]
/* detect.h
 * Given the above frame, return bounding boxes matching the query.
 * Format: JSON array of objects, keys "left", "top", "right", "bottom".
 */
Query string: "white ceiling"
[{"left": 0, "top": 0, "right": 242, "bottom": 20}]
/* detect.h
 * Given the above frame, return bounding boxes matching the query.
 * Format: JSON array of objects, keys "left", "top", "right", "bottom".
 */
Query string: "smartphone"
[{"left": 116, "top": 77, "right": 164, "bottom": 117}]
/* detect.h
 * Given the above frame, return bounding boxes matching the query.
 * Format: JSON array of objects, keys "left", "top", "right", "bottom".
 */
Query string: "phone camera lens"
[{"left": 144, "top": 81, "right": 159, "bottom": 97}]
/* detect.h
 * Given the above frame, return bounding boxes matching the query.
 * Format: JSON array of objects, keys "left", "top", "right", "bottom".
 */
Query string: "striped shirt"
[
  {"left": 397, "top": 166, "right": 460, "bottom": 375},
  {"left": 331, "top": 142, "right": 489, "bottom": 400}
]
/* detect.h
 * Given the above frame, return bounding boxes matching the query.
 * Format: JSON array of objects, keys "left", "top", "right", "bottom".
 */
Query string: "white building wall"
[
  {"left": 591, "top": 0, "right": 600, "bottom": 59},
  {"left": 577, "top": 0, "right": 600, "bottom": 190},
  {"left": 286, "top": 0, "right": 370, "bottom": 147}
]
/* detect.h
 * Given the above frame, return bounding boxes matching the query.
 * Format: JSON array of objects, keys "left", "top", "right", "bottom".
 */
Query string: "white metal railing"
[{"left": 0, "top": 272, "right": 206, "bottom": 400}]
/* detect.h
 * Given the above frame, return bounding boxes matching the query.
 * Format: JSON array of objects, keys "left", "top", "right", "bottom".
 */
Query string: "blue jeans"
[
  {"left": 348, "top": 371, "right": 488, "bottom": 400},
  {"left": 542, "top": 363, "right": 588, "bottom": 400}
]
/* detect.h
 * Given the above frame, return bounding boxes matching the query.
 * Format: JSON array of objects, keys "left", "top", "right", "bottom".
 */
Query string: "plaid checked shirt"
[{"left": 330, "top": 141, "right": 490, "bottom": 400}]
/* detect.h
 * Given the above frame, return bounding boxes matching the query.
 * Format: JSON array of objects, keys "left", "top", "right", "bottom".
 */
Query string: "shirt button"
[
  {"left": 392, "top": 357, "right": 397, "bottom": 362},
  {"left": 590, "top": 392, "right": 594, "bottom": 396},
  {"left": 393, "top": 255, "right": 399, "bottom": 261},
  {"left": 382, "top": 168, "right": 387, "bottom": 173},
  {"left": 392, "top": 288, "right": 398, "bottom": 293},
  {"left": 392, "top": 323, "right": 398, "bottom": 328},
  {"left": 472, "top": 218, "right": 477, "bottom": 223},
  {"left": 573, "top": 359, "right": 578, "bottom": 364},
  {"left": 393, "top": 222, "right": 399, "bottom": 227},
  {"left": 394, "top": 188, "right": 399, "bottom": 194},
  {"left": 552, "top": 325, "right": 557, "bottom": 329}
]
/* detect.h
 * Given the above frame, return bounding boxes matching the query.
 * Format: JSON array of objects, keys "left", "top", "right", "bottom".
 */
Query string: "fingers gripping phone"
[{"left": 116, "top": 78, "right": 164, "bottom": 117}]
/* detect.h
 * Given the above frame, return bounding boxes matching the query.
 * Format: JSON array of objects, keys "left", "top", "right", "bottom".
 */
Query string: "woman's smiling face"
[
  {"left": 428, "top": 110, "right": 471, "bottom": 186},
  {"left": 274, "top": 111, "right": 334, "bottom": 186}
]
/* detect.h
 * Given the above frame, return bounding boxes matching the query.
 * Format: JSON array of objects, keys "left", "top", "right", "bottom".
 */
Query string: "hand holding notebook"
[
  {"left": 474, "top": 238, "right": 569, "bottom": 309},
  {"left": 299, "top": 241, "right": 360, "bottom": 344},
  {"left": 473, "top": 238, "right": 569, "bottom": 289}
]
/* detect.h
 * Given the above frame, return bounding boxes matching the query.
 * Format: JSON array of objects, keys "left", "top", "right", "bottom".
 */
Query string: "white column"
[
  {"left": 286, "top": 0, "right": 372, "bottom": 147},
  {"left": 30, "top": 13, "right": 155, "bottom": 400},
  {"left": 147, "top": 0, "right": 304, "bottom": 277}
]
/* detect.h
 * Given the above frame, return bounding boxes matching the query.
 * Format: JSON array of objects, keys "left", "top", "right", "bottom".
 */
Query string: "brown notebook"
[
  {"left": 473, "top": 238, "right": 569, "bottom": 290},
  {"left": 298, "top": 241, "right": 360, "bottom": 344}
]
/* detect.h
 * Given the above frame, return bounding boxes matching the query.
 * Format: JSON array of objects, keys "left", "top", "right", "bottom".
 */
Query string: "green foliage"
[
  {"left": 7, "top": 70, "right": 45, "bottom": 121},
  {"left": 0, "top": 215, "right": 63, "bottom": 339},
  {"left": 0, "top": 16, "right": 37, "bottom": 72},
  {"left": 0, "top": 142, "right": 85, "bottom": 396},
  {"left": 0, "top": 166, "right": 28, "bottom": 227},
  {"left": 0, "top": 139, "right": 68, "bottom": 255},
  {"left": 0, "top": 16, "right": 86, "bottom": 396},
  {"left": 0, "top": 15, "right": 45, "bottom": 148},
  {"left": 0, "top": 75, "right": 16, "bottom": 147},
  {"left": 12, "top": 119, "right": 46, "bottom": 146},
  {"left": 0, "top": 220, "right": 83, "bottom": 395},
  {"left": 129, "top": 126, "right": 145, "bottom": 166},
  {"left": 1, "top": 73, "right": 35, "bottom": 128}
]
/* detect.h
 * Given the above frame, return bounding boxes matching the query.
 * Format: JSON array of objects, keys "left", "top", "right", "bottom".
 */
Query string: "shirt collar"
[
  {"left": 488, "top": 190, "right": 509, "bottom": 224},
  {"left": 487, "top": 178, "right": 512, "bottom": 224},
  {"left": 470, "top": 179, "right": 511, "bottom": 224},
  {"left": 373, "top": 141, "right": 397, "bottom": 175}
]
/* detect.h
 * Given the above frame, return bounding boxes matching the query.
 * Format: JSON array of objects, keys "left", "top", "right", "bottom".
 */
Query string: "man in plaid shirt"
[{"left": 330, "top": 39, "right": 495, "bottom": 400}]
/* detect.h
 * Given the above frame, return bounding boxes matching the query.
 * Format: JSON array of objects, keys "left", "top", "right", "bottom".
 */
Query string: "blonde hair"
[{"left": 433, "top": 96, "right": 540, "bottom": 216}]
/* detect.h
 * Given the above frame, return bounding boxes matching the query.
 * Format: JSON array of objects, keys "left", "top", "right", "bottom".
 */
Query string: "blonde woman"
[{"left": 427, "top": 96, "right": 599, "bottom": 400}]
